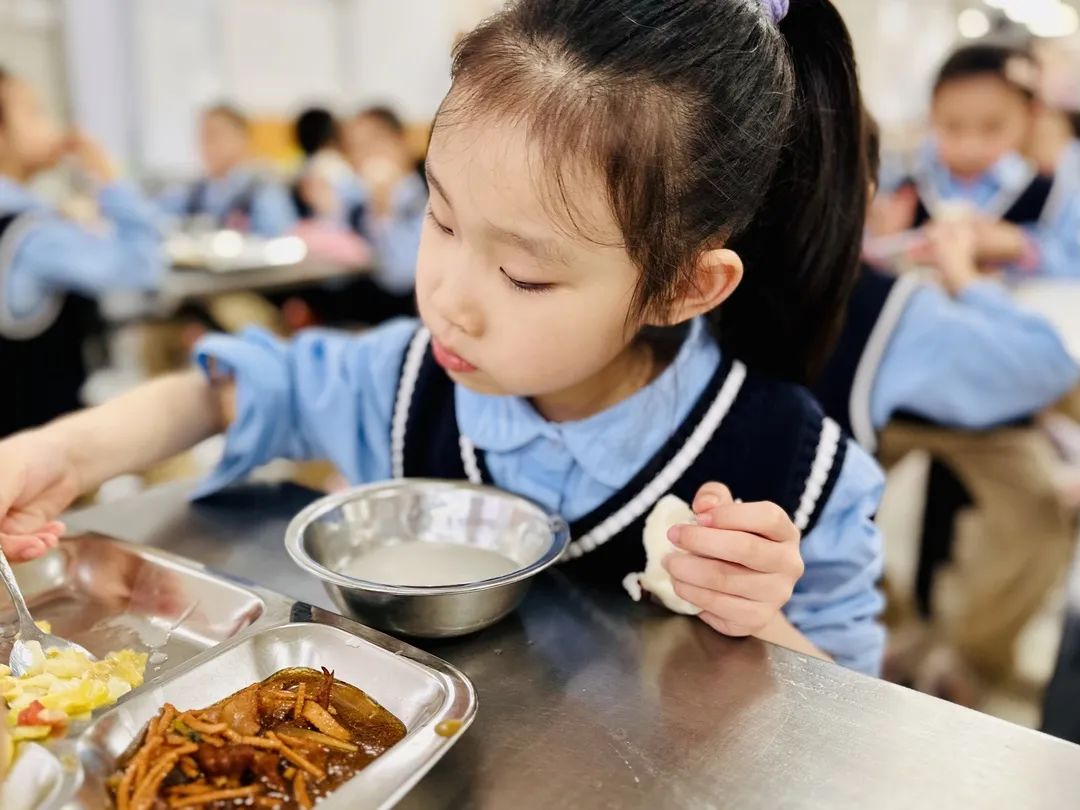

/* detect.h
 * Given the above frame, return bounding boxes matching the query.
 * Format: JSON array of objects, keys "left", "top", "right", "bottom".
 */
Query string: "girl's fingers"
[
  {"left": 668, "top": 525, "right": 793, "bottom": 574},
  {"left": 671, "top": 581, "right": 772, "bottom": 636},
  {"left": 692, "top": 482, "right": 733, "bottom": 514},
  {"left": 0, "top": 535, "right": 49, "bottom": 563},
  {"left": 664, "top": 553, "right": 794, "bottom": 604},
  {"left": 693, "top": 500, "right": 800, "bottom": 544},
  {"left": 0, "top": 509, "right": 53, "bottom": 536},
  {"left": 39, "top": 521, "right": 65, "bottom": 538},
  {"left": 698, "top": 610, "right": 758, "bottom": 639}
]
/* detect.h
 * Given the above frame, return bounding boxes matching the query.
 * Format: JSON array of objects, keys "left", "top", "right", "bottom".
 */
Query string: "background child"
[
  {"left": 0, "top": 66, "right": 164, "bottom": 438},
  {"left": 841, "top": 117, "right": 1080, "bottom": 701},
  {"left": 873, "top": 44, "right": 1080, "bottom": 280},
  {"left": 158, "top": 104, "right": 297, "bottom": 238},
  {"left": 0, "top": 0, "right": 886, "bottom": 675}
]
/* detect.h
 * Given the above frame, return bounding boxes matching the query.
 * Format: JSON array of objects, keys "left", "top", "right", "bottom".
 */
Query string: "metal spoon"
[{"left": 0, "top": 548, "right": 94, "bottom": 676}]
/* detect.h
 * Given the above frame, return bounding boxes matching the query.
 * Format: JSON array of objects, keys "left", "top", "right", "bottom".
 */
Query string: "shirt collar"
[
  {"left": 923, "top": 141, "right": 1032, "bottom": 192},
  {"left": 456, "top": 318, "right": 721, "bottom": 489}
]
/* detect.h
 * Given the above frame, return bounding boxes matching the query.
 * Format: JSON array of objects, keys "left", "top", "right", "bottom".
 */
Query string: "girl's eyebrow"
[
  {"left": 425, "top": 161, "right": 452, "bottom": 205},
  {"left": 426, "top": 160, "right": 573, "bottom": 268}
]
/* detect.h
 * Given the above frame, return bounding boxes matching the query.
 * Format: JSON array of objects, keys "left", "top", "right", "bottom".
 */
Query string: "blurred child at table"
[
  {"left": 872, "top": 44, "right": 1080, "bottom": 280},
  {"left": 0, "top": 66, "right": 164, "bottom": 438},
  {"left": 335, "top": 106, "right": 425, "bottom": 322},
  {"left": 158, "top": 104, "right": 297, "bottom": 238},
  {"left": 289, "top": 107, "right": 354, "bottom": 221},
  {"left": 0, "top": 0, "right": 887, "bottom": 675},
  {"left": 836, "top": 116, "right": 1080, "bottom": 702}
]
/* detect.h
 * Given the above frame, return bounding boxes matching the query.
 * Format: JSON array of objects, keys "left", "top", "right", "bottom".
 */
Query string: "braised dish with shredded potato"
[{"left": 108, "top": 667, "right": 406, "bottom": 810}]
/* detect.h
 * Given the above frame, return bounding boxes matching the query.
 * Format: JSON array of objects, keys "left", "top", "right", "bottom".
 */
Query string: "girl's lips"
[{"left": 432, "top": 339, "right": 478, "bottom": 373}]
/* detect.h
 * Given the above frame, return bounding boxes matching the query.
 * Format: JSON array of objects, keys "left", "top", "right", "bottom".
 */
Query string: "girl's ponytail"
[{"left": 721, "top": 0, "right": 868, "bottom": 383}]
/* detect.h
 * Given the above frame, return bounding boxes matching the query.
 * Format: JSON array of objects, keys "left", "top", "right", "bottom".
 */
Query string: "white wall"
[
  {"left": 57, "top": 0, "right": 1024, "bottom": 177},
  {"left": 62, "top": 0, "right": 136, "bottom": 171},
  {"left": 835, "top": 0, "right": 961, "bottom": 136},
  {"left": 0, "top": 0, "right": 66, "bottom": 122},
  {"left": 341, "top": 0, "right": 455, "bottom": 121}
]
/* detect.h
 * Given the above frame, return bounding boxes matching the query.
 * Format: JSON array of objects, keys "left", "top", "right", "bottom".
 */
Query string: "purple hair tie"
[{"left": 761, "top": 0, "right": 789, "bottom": 23}]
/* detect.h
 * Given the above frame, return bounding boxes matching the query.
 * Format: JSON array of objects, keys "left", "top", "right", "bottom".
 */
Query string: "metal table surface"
[{"left": 65, "top": 482, "right": 1080, "bottom": 810}]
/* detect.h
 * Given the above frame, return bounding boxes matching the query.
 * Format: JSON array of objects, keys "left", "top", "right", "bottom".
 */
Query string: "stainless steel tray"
[
  {"left": 0, "top": 535, "right": 476, "bottom": 809},
  {"left": 2, "top": 534, "right": 287, "bottom": 679}
]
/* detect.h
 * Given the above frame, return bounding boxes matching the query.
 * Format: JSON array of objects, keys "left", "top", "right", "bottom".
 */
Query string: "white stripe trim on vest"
[
  {"left": 459, "top": 435, "right": 483, "bottom": 485},
  {"left": 563, "top": 360, "right": 748, "bottom": 560},
  {"left": 391, "top": 327, "right": 432, "bottom": 479},
  {"left": 793, "top": 417, "right": 842, "bottom": 532},
  {"left": 0, "top": 211, "right": 65, "bottom": 340},
  {"left": 847, "top": 272, "right": 923, "bottom": 454}
]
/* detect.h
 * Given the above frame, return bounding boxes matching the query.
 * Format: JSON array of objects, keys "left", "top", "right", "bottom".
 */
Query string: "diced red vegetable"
[{"left": 17, "top": 700, "right": 46, "bottom": 726}]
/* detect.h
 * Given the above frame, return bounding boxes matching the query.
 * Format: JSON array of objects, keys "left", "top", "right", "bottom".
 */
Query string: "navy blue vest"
[
  {"left": 393, "top": 328, "right": 847, "bottom": 585},
  {"left": 813, "top": 265, "right": 920, "bottom": 452},
  {"left": 0, "top": 213, "right": 92, "bottom": 437},
  {"left": 908, "top": 173, "right": 1054, "bottom": 228}
]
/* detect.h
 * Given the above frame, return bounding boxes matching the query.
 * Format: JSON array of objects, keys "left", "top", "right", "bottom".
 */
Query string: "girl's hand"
[
  {"left": 663, "top": 482, "right": 803, "bottom": 637},
  {"left": 298, "top": 174, "right": 341, "bottom": 219},
  {"left": 920, "top": 221, "right": 980, "bottom": 295},
  {"left": 64, "top": 131, "right": 118, "bottom": 185},
  {"left": 866, "top": 185, "right": 918, "bottom": 237},
  {"left": 972, "top": 219, "right": 1027, "bottom": 264},
  {"left": 0, "top": 431, "right": 82, "bottom": 562}
]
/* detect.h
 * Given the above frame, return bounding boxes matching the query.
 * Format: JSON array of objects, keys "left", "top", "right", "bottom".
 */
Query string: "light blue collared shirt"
[
  {"left": 0, "top": 176, "right": 164, "bottom": 322},
  {"left": 898, "top": 144, "right": 1080, "bottom": 279},
  {"left": 192, "top": 318, "right": 886, "bottom": 676},
  {"left": 339, "top": 174, "right": 425, "bottom": 295},
  {"left": 871, "top": 278, "right": 1080, "bottom": 430},
  {"left": 158, "top": 168, "right": 298, "bottom": 238}
]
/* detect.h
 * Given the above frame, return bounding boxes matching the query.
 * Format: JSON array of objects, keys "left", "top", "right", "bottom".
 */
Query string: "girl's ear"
[{"left": 650, "top": 248, "right": 744, "bottom": 326}]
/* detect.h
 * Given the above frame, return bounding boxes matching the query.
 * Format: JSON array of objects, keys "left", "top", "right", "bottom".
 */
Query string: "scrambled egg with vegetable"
[{"left": 1, "top": 641, "right": 147, "bottom": 750}]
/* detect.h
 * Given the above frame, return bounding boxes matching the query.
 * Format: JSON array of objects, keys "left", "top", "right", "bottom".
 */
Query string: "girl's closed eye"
[
  {"left": 501, "top": 267, "right": 553, "bottom": 293},
  {"left": 426, "top": 207, "right": 455, "bottom": 237}
]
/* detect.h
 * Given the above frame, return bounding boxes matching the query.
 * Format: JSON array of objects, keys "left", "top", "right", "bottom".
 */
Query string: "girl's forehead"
[{"left": 428, "top": 113, "right": 621, "bottom": 245}]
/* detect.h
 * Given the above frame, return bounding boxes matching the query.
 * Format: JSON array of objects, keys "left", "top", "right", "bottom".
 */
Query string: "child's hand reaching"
[
  {"left": 662, "top": 482, "right": 803, "bottom": 637},
  {"left": 920, "top": 221, "right": 980, "bottom": 295},
  {"left": 972, "top": 218, "right": 1028, "bottom": 265},
  {"left": 0, "top": 432, "right": 81, "bottom": 562},
  {"left": 298, "top": 174, "right": 341, "bottom": 220},
  {"left": 64, "top": 131, "right": 118, "bottom": 186},
  {"left": 866, "top": 185, "right": 918, "bottom": 237}
]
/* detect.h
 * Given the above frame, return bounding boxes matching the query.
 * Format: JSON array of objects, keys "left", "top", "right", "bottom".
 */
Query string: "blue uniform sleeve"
[
  {"left": 870, "top": 281, "right": 1079, "bottom": 430},
  {"left": 156, "top": 184, "right": 190, "bottom": 218},
  {"left": 190, "top": 318, "right": 418, "bottom": 498},
  {"left": 248, "top": 183, "right": 298, "bottom": 237},
  {"left": 1027, "top": 192, "right": 1080, "bottom": 279},
  {"left": 785, "top": 440, "right": 886, "bottom": 676},
  {"left": 6, "top": 183, "right": 164, "bottom": 318}
]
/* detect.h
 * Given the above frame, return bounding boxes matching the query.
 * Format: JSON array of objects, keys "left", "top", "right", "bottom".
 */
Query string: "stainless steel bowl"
[{"left": 285, "top": 480, "right": 570, "bottom": 637}]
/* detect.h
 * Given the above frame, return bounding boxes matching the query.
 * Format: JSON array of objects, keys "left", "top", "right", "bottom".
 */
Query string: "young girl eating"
[{"left": 0, "top": 0, "right": 886, "bottom": 675}]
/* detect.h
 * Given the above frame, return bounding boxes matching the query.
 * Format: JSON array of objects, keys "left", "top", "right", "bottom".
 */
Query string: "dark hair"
[
  {"left": 356, "top": 105, "right": 405, "bottom": 136},
  {"left": 203, "top": 103, "right": 250, "bottom": 132},
  {"left": 864, "top": 112, "right": 881, "bottom": 188},
  {"left": 934, "top": 43, "right": 1038, "bottom": 101},
  {"left": 442, "top": 0, "right": 866, "bottom": 383},
  {"left": 295, "top": 107, "right": 337, "bottom": 156}
]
